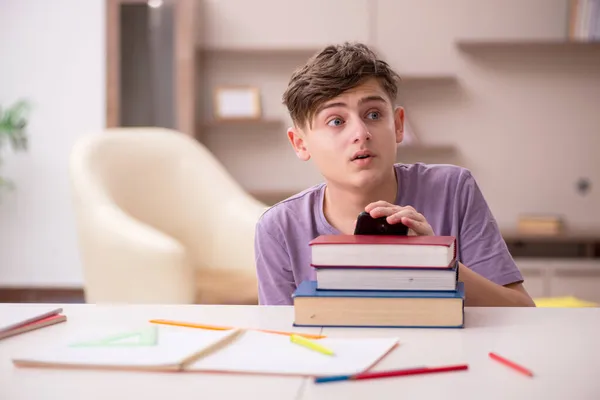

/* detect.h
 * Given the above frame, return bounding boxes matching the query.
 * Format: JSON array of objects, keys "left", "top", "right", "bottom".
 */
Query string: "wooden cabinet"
[
  {"left": 509, "top": 234, "right": 600, "bottom": 304},
  {"left": 200, "top": 0, "right": 371, "bottom": 50},
  {"left": 551, "top": 263, "right": 600, "bottom": 304},
  {"left": 515, "top": 258, "right": 600, "bottom": 303}
]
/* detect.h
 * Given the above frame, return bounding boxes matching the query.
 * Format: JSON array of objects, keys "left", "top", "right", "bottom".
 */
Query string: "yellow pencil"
[
  {"left": 290, "top": 334, "right": 335, "bottom": 356},
  {"left": 149, "top": 319, "right": 327, "bottom": 340}
]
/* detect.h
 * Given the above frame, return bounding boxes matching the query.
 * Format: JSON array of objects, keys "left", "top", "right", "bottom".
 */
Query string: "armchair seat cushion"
[{"left": 194, "top": 267, "right": 258, "bottom": 305}]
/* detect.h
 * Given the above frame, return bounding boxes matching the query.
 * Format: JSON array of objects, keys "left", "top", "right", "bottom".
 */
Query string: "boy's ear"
[
  {"left": 393, "top": 106, "right": 405, "bottom": 144},
  {"left": 287, "top": 126, "right": 311, "bottom": 161}
]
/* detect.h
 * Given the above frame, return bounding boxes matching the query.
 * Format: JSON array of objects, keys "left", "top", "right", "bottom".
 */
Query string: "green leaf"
[
  {"left": 0, "top": 175, "right": 15, "bottom": 191},
  {"left": 0, "top": 100, "right": 31, "bottom": 197},
  {"left": 0, "top": 99, "right": 31, "bottom": 153}
]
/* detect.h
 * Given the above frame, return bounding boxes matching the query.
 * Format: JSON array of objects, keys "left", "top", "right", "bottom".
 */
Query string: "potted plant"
[{"left": 0, "top": 99, "right": 31, "bottom": 192}]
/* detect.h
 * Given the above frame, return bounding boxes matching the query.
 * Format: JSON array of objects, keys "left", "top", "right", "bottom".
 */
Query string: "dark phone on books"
[{"left": 353, "top": 211, "right": 409, "bottom": 236}]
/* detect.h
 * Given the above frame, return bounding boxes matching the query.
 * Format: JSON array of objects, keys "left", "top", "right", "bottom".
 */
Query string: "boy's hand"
[{"left": 365, "top": 201, "right": 434, "bottom": 236}]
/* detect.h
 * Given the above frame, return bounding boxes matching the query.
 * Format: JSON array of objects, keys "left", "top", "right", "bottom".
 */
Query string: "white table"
[{"left": 0, "top": 304, "right": 599, "bottom": 400}]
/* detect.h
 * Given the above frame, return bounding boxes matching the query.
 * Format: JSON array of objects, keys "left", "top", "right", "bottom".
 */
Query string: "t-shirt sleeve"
[
  {"left": 457, "top": 170, "right": 524, "bottom": 286},
  {"left": 254, "top": 217, "right": 296, "bottom": 305}
]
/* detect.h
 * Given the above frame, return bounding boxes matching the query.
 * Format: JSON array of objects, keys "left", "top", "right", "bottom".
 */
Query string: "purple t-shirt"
[{"left": 254, "top": 162, "right": 523, "bottom": 305}]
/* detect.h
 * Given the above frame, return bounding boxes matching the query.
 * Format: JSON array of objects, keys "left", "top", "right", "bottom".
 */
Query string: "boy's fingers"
[
  {"left": 388, "top": 210, "right": 421, "bottom": 224},
  {"left": 402, "top": 217, "right": 434, "bottom": 236},
  {"left": 365, "top": 201, "right": 394, "bottom": 212},
  {"left": 368, "top": 207, "right": 394, "bottom": 218}
]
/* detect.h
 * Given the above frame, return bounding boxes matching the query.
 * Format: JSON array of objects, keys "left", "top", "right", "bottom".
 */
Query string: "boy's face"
[{"left": 287, "top": 78, "right": 404, "bottom": 191}]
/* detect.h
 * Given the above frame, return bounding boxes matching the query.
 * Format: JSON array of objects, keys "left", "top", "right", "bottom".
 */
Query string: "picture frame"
[{"left": 213, "top": 86, "right": 262, "bottom": 121}]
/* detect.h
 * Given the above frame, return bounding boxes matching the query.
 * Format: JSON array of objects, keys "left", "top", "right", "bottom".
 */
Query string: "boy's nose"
[{"left": 353, "top": 120, "right": 372, "bottom": 143}]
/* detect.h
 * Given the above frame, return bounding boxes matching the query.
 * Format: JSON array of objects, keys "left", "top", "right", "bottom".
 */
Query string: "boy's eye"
[
  {"left": 327, "top": 118, "right": 344, "bottom": 127},
  {"left": 367, "top": 111, "right": 380, "bottom": 120}
]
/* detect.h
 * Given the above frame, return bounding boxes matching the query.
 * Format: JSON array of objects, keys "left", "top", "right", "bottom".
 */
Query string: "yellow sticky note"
[{"left": 534, "top": 296, "right": 598, "bottom": 308}]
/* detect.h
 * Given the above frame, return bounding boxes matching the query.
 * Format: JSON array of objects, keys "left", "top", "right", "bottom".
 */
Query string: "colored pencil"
[
  {"left": 148, "top": 319, "right": 326, "bottom": 339},
  {"left": 290, "top": 334, "right": 335, "bottom": 356},
  {"left": 314, "top": 364, "right": 469, "bottom": 384},
  {"left": 489, "top": 352, "right": 534, "bottom": 377}
]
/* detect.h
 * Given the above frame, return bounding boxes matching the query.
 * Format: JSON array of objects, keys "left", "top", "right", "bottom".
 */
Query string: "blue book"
[{"left": 292, "top": 280, "right": 465, "bottom": 329}]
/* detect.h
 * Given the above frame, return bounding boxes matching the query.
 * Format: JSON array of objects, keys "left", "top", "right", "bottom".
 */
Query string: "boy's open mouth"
[{"left": 351, "top": 150, "right": 374, "bottom": 161}]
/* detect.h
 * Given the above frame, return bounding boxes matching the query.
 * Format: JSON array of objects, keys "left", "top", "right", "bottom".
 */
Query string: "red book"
[{"left": 309, "top": 235, "right": 457, "bottom": 269}]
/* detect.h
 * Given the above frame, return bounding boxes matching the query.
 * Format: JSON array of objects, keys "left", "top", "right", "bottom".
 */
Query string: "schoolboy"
[{"left": 254, "top": 42, "right": 535, "bottom": 307}]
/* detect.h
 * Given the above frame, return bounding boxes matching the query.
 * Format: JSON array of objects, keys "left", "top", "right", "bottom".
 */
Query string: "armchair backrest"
[{"left": 70, "top": 127, "right": 268, "bottom": 273}]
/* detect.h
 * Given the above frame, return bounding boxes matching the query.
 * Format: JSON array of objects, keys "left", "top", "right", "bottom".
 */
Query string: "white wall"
[{"left": 0, "top": 0, "right": 105, "bottom": 286}]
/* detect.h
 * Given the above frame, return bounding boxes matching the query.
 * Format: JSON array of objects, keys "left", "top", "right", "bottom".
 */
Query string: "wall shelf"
[
  {"left": 199, "top": 46, "right": 457, "bottom": 84},
  {"left": 456, "top": 39, "right": 600, "bottom": 51},
  {"left": 200, "top": 118, "right": 284, "bottom": 129},
  {"left": 502, "top": 231, "right": 600, "bottom": 259},
  {"left": 199, "top": 47, "right": 320, "bottom": 57}
]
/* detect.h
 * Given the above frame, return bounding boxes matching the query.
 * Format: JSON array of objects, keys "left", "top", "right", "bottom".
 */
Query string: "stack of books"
[{"left": 292, "top": 235, "right": 465, "bottom": 328}]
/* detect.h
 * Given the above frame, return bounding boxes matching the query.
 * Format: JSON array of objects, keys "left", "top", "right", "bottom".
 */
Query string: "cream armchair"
[{"left": 69, "top": 127, "right": 268, "bottom": 304}]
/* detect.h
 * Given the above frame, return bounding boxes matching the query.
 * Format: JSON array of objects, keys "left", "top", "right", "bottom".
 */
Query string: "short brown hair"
[{"left": 282, "top": 42, "right": 401, "bottom": 129}]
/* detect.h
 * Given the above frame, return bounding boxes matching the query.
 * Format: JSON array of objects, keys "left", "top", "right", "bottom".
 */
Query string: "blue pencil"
[{"left": 314, "top": 366, "right": 425, "bottom": 384}]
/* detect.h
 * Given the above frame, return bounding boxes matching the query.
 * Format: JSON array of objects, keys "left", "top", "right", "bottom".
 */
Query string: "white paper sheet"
[{"left": 187, "top": 330, "right": 399, "bottom": 377}]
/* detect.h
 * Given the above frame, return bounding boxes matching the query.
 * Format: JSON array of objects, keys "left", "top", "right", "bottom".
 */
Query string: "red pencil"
[
  {"left": 313, "top": 364, "right": 469, "bottom": 384},
  {"left": 353, "top": 364, "right": 469, "bottom": 381},
  {"left": 489, "top": 352, "right": 534, "bottom": 377}
]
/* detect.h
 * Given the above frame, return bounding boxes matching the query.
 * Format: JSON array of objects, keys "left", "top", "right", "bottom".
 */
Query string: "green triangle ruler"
[{"left": 70, "top": 326, "right": 158, "bottom": 347}]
